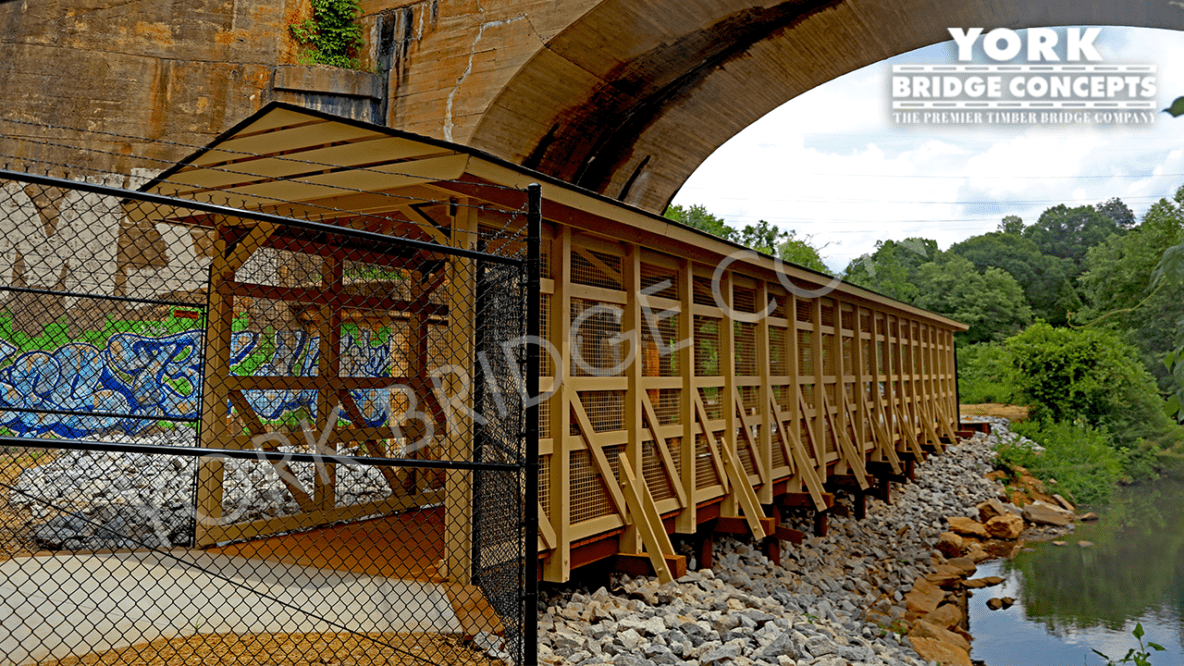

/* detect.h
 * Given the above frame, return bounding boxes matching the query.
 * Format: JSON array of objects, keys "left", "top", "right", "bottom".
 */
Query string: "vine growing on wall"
[{"left": 290, "top": 0, "right": 366, "bottom": 70}]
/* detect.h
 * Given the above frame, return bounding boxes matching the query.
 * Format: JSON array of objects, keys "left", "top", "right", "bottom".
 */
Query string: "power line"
[{"left": 676, "top": 193, "right": 1170, "bottom": 205}]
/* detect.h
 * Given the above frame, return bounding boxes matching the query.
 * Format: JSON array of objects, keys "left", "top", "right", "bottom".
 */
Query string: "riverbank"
[
  {"left": 535, "top": 418, "right": 1105, "bottom": 666},
  {"left": 538, "top": 429, "right": 1010, "bottom": 666}
]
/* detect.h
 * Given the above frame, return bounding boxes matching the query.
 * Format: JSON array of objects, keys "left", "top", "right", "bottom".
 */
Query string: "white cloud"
[{"left": 672, "top": 26, "right": 1184, "bottom": 272}]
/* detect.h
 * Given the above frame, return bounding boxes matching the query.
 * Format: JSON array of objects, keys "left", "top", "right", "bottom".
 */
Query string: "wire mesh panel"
[{"left": 0, "top": 169, "right": 538, "bottom": 666}]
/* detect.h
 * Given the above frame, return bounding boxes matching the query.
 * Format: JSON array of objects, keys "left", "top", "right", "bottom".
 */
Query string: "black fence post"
[{"left": 523, "top": 183, "right": 542, "bottom": 666}]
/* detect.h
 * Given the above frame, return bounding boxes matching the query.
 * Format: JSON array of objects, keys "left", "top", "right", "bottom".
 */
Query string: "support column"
[
  {"left": 444, "top": 200, "right": 478, "bottom": 585},
  {"left": 195, "top": 228, "right": 233, "bottom": 547},
  {"left": 675, "top": 258, "right": 697, "bottom": 534},
  {"left": 315, "top": 253, "right": 343, "bottom": 510},
  {"left": 719, "top": 270, "right": 739, "bottom": 518},
  {"left": 756, "top": 281, "right": 773, "bottom": 505},
  {"left": 810, "top": 299, "right": 826, "bottom": 482},
  {"left": 544, "top": 227, "right": 573, "bottom": 582},
  {"left": 621, "top": 243, "right": 644, "bottom": 554}
]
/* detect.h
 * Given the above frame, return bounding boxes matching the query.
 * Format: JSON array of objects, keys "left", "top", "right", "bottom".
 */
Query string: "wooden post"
[
  {"left": 851, "top": 305, "right": 868, "bottom": 463},
  {"left": 444, "top": 200, "right": 478, "bottom": 585},
  {"left": 829, "top": 302, "right": 846, "bottom": 476},
  {"left": 719, "top": 270, "right": 739, "bottom": 517},
  {"left": 195, "top": 228, "right": 233, "bottom": 547},
  {"left": 315, "top": 253, "right": 342, "bottom": 510},
  {"left": 755, "top": 281, "right": 773, "bottom": 505},
  {"left": 544, "top": 227, "right": 573, "bottom": 582},
  {"left": 786, "top": 290, "right": 805, "bottom": 495},
  {"left": 810, "top": 298, "right": 826, "bottom": 482},
  {"left": 676, "top": 258, "right": 697, "bottom": 534},
  {"left": 622, "top": 243, "right": 644, "bottom": 554}
]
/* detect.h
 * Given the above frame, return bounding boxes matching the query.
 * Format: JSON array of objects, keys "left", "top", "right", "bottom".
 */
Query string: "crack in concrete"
[{"left": 443, "top": 1, "right": 526, "bottom": 142}]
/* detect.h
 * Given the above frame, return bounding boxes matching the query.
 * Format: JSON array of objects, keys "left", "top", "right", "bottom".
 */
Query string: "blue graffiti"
[{"left": 0, "top": 326, "right": 397, "bottom": 437}]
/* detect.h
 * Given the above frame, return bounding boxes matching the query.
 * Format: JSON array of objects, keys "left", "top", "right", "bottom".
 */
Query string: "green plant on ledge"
[{"left": 290, "top": 0, "right": 366, "bottom": 70}]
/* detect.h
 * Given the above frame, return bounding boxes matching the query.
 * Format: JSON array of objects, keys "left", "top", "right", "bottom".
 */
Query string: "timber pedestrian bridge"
[{"left": 137, "top": 103, "right": 969, "bottom": 585}]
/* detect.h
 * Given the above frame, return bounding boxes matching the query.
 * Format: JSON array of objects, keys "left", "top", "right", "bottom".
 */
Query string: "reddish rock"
[
  {"left": 910, "top": 619, "right": 971, "bottom": 652},
  {"left": 946, "top": 516, "right": 989, "bottom": 539},
  {"left": 936, "top": 531, "right": 965, "bottom": 558},
  {"left": 946, "top": 556, "right": 977, "bottom": 577},
  {"left": 985, "top": 514, "right": 1024, "bottom": 540},
  {"left": 928, "top": 603, "right": 964, "bottom": 630},
  {"left": 965, "top": 542, "right": 989, "bottom": 563},
  {"left": 909, "top": 636, "right": 972, "bottom": 666},
  {"left": 926, "top": 565, "right": 964, "bottom": 589},
  {"left": 976, "top": 498, "right": 1008, "bottom": 522},
  {"left": 1023, "top": 503, "right": 1069, "bottom": 527},
  {"left": 905, "top": 577, "right": 945, "bottom": 615}
]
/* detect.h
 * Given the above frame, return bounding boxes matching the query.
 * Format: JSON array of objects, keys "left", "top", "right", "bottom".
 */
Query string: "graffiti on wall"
[{"left": 0, "top": 325, "right": 395, "bottom": 438}]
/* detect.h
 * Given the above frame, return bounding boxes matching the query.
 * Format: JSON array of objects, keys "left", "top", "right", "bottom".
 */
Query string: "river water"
[{"left": 968, "top": 478, "right": 1184, "bottom": 666}]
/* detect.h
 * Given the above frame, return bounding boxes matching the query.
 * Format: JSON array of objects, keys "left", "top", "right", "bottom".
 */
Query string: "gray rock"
[{"left": 700, "top": 644, "right": 742, "bottom": 665}]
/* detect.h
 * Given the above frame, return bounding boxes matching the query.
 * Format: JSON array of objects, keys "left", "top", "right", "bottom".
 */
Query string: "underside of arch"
[{"left": 468, "top": 0, "right": 1181, "bottom": 213}]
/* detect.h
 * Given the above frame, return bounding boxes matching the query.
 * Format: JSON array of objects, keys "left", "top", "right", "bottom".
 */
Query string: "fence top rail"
[
  {"left": 0, "top": 436, "right": 524, "bottom": 472},
  {"left": 0, "top": 167, "right": 527, "bottom": 268}
]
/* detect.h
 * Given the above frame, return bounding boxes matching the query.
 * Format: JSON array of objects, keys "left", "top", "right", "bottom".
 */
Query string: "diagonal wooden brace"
[{"left": 617, "top": 453, "right": 680, "bottom": 585}]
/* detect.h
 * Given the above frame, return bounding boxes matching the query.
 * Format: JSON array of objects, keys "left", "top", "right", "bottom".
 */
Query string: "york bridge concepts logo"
[{"left": 891, "top": 28, "right": 1158, "bottom": 126}]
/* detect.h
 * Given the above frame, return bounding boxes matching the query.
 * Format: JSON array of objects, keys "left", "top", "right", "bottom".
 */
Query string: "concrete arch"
[{"left": 465, "top": 0, "right": 1181, "bottom": 213}]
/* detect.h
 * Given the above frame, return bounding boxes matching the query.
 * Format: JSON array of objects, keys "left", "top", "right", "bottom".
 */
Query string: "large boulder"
[
  {"left": 946, "top": 516, "right": 988, "bottom": 539},
  {"left": 976, "top": 498, "right": 1008, "bottom": 522},
  {"left": 935, "top": 531, "right": 965, "bottom": 558},
  {"left": 927, "top": 564, "right": 967, "bottom": 589},
  {"left": 945, "top": 557, "right": 978, "bottom": 577},
  {"left": 904, "top": 577, "right": 945, "bottom": 615},
  {"left": 928, "top": 603, "right": 964, "bottom": 630},
  {"left": 1023, "top": 503, "right": 1069, "bottom": 527},
  {"left": 985, "top": 514, "right": 1024, "bottom": 539},
  {"left": 910, "top": 619, "right": 970, "bottom": 652},
  {"left": 909, "top": 636, "right": 972, "bottom": 666}
]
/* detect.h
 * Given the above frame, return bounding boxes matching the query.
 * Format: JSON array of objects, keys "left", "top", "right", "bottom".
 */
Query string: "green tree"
[
  {"left": 735, "top": 219, "right": 783, "bottom": 254},
  {"left": 998, "top": 214, "right": 1025, "bottom": 235},
  {"left": 777, "top": 231, "right": 830, "bottom": 274},
  {"left": 1006, "top": 322, "right": 1172, "bottom": 446},
  {"left": 1080, "top": 192, "right": 1184, "bottom": 402},
  {"left": 1024, "top": 203, "right": 1125, "bottom": 266},
  {"left": 663, "top": 203, "right": 735, "bottom": 240},
  {"left": 912, "top": 256, "right": 1032, "bottom": 344},
  {"left": 947, "top": 231, "right": 1076, "bottom": 325},
  {"left": 1096, "top": 196, "right": 1137, "bottom": 230},
  {"left": 664, "top": 207, "right": 830, "bottom": 272},
  {"left": 841, "top": 238, "right": 937, "bottom": 303}
]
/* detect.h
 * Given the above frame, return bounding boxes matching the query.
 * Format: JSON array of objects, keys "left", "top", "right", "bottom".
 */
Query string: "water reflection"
[{"left": 968, "top": 479, "right": 1184, "bottom": 665}]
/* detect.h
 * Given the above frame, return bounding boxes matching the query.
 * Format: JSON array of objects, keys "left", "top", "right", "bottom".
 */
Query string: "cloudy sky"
[{"left": 670, "top": 26, "right": 1184, "bottom": 273}]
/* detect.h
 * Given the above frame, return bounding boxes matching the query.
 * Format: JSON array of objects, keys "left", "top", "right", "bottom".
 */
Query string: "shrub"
[
  {"left": 290, "top": 0, "right": 366, "bottom": 70},
  {"left": 1005, "top": 322, "right": 1173, "bottom": 447},
  {"left": 956, "top": 342, "right": 1017, "bottom": 404},
  {"left": 1004, "top": 420, "right": 1123, "bottom": 504}
]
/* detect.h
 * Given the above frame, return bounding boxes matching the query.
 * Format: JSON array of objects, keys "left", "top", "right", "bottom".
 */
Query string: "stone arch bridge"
[{"left": 1, "top": 0, "right": 1180, "bottom": 211}]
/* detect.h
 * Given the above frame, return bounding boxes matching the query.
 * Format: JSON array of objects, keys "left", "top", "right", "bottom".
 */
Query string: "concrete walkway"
[{"left": 0, "top": 549, "right": 461, "bottom": 665}]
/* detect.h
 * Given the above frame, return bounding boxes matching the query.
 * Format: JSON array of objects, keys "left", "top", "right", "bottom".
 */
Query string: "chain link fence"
[{"left": 0, "top": 167, "right": 540, "bottom": 666}]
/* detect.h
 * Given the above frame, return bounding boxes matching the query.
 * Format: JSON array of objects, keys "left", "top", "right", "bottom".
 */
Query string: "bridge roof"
[{"left": 140, "top": 102, "right": 967, "bottom": 331}]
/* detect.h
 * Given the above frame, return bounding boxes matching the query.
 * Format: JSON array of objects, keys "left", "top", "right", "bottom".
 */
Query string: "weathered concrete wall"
[
  {"left": 3, "top": 0, "right": 1180, "bottom": 212},
  {"left": 0, "top": 0, "right": 319, "bottom": 172}
]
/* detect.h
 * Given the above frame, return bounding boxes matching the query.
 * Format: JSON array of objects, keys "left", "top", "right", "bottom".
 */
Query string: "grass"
[{"left": 996, "top": 420, "right": 1123, "bottom": 505}]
